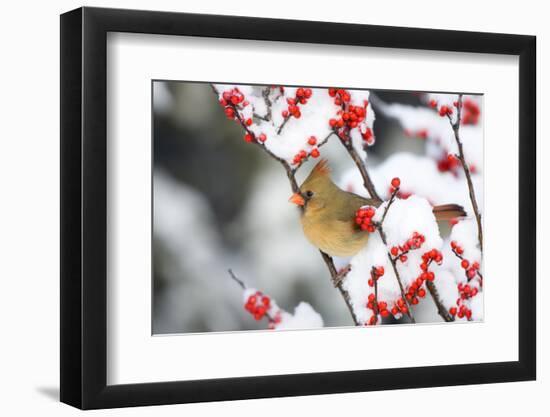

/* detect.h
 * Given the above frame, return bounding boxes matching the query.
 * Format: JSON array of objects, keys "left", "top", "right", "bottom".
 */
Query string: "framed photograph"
[{"left": 60, "top": 6, "right": 536, "bottom": 409}]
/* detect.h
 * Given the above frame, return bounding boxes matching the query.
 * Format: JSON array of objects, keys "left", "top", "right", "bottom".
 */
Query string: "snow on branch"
[
  {"left": 344, "top": 191, "right": 455, "bottom": 325},
  {"left": 228, "top": 269, "right": 324, "bottom": 330}
]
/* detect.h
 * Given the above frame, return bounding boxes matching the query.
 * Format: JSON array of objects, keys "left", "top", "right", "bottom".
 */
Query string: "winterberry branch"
[
  {"left": 369, "top": 184, "right": 415, "bottom": 323},
  {"left": 213, "top": 85, "right": 359, "bottom": 326},
  {"left": 447, "top": 94, "right": 483, "bottom": 252},
  {"left": 227, "top": 269, "right": 275, "bottom": 322},
  {"left": 425, "top": 281, "right": 454, "bottom": 322},
  {"left": 228, "top": 268, "right": 246, "bottom": 289}
]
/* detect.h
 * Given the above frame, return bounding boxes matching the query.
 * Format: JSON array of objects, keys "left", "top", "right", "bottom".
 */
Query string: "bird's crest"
[{"left": 313, "top": 159, "right": 331, "bottom": 176}]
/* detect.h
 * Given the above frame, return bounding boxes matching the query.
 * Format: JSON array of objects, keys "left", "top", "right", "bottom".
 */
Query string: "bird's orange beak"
[{"left": 289, "top": 192, "right": 305, "bottom": 206}]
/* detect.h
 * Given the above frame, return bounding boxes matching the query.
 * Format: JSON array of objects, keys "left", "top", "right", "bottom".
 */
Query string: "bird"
[{"left": 288, "top": 159, "right": 466, "bottom": 258}]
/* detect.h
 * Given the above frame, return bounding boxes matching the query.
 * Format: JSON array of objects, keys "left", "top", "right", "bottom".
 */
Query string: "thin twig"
[
  {"left": 228, "top": 268, "right": 246, "bottom": 289},
  {"left": 447, "top": 94, "right": 483, "bottom": 251}
]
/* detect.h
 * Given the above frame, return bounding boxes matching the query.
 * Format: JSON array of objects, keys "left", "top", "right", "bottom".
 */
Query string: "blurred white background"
[{"left": 0, "top": 0, "right": 545, "bottom": 415}]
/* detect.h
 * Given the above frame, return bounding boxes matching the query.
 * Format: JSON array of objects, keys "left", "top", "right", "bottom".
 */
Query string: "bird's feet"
[{"left": 332, "top": 265, "right": 352, "bottom": 287}]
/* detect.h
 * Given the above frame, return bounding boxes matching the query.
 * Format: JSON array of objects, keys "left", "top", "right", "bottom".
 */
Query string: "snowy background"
[{"left": 152, "top": 81, "right": 483, "bottom": 334}]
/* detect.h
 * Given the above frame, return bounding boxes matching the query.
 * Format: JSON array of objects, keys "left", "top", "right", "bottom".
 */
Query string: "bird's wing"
[{"left": 334, "top": 192, "right": 381, "bottom": 222}]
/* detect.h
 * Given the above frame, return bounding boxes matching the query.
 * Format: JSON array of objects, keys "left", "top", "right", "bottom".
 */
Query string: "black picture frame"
[{"left": 60, "top": 6, "right": 536, "bottom": 410}]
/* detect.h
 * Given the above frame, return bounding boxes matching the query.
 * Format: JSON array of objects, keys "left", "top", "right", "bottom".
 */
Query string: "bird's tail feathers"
[{"left": 432, "top": 204, "right": 467, "bottom": 221}]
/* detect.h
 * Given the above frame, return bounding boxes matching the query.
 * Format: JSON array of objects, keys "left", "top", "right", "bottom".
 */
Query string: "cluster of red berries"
[
  {"left": 390, "top": 297, "right": 409, "bottom": 318},
  {"left": 438, "top": 105, "right": 453, "bottom": 117},
  {"left": 328, "top": 104, "right": 367, "bottom": 130},
  {"left": 389, "top": 231, "right": 425, "bottom": 263},
  {"left": 327, "top": 88, "right": 373, "bottom": 144},
  {"left": 428, "top": 98, "right": 454, "bottom": 117},
  {"left": 461, "top": 99, "right": 481, "bottom": 125},
  {"left": 244, "top": 291, "right": 272, "bottom": 321},
  {"left": 282, "top": 87, "right": 312, "bottom": 119},
  {"left": 449, "top": 303, "right": 473, "bottom": 320},
  {"left": 437, "top": 153, "right": 461, "bottom": 173},
  {"left": 451, "top": 241, "right": 481, "bottom": 280},
  {"left": 291, "top": 136, "right": 321, "bottom": 165},
  {"left": 328, "top": 87, "right": 351, "bottom": 103},
  {"left": 457, "top": 282, "right": 479, "bottom": 301},
  {"left": 404, "top": 128, "right": 428, "bottom": 140},
  {"left": 220, "top": 88, "right": 247, "bottom": 109},
  {"left": 365, "top": 294, "right": 390, "bottom": 326},
  {"left": 412, "top": 249, "right": 444, "bottom": 304},
  {"left": 449, "top": 240, "right": 482, "bottom": 321},
  {"left": 367, "top": 266, "right": 385, "bottom": 287},
  {"left": 354, "top": 206, "right": 377, "bottom": 233},
  {"left": 218, "top": 88, "right": 262, "bottom": 144}
]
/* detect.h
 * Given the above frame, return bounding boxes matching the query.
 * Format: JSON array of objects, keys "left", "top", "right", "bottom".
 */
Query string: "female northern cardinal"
[{"left": 289, "top": 159, "right": 466, "bottom": 257}]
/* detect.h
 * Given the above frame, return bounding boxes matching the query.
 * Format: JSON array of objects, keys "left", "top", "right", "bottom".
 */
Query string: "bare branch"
[
  {"left": 447, "top": 94, "right": 483, "bottom": 251},
  {"left": 426, "top": 281, "right": 454, "bottom": 322}
]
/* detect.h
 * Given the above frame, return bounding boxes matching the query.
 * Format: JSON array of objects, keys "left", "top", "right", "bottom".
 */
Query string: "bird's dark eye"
[{"left": 305, "top": 190, "right": 314, "bottom": 198}]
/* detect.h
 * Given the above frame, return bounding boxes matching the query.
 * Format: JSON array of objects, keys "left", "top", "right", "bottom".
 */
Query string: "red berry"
[
  {"left": 245, "top": 118, "right": 253, "bottom": 126},
  {"left": 224, "top": 107, "right": 235, "bottom": 118},
  {"left": 417, "top": 288, "right": 426, "bottom": 297},
  {"left": 449, "top": 307, "right": 457, "bottom": 316},
  {"left": 282, "top": 110, "right": 289, "bottom": 117},
  {"left": 261, "top": 296, "right": 270, "bottom": 306},
  {"left": 375, "top": 266, "right": 385, "bottom": 276},
  {"left": 308, "top": 136, "right": 317, "bottom": 145},
  {"left": 461, "top": 259, "right": 470, "bottom": 269},
  {"left": 310, "top": 148, "right": 320, "bottom": 158},
  {"left": 258, "top": 133, "right": 267, "bottom": 142},
  {"left": 399, "top": 255, "right": 408, "bottom": 263},
  {"left": 391, "top": 177, "right": 401, "bottom": 188},
  {"left": 391, "top": 246, "right": 399, "bottom": 256},
  {"left": 244, "top": 133, "right": 254, "bottom": 142}
]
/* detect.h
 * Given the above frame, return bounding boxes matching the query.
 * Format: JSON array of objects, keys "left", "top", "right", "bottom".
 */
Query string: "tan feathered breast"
[{"left": 300, "top": 190, "right": 378, "bottom": 257}]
